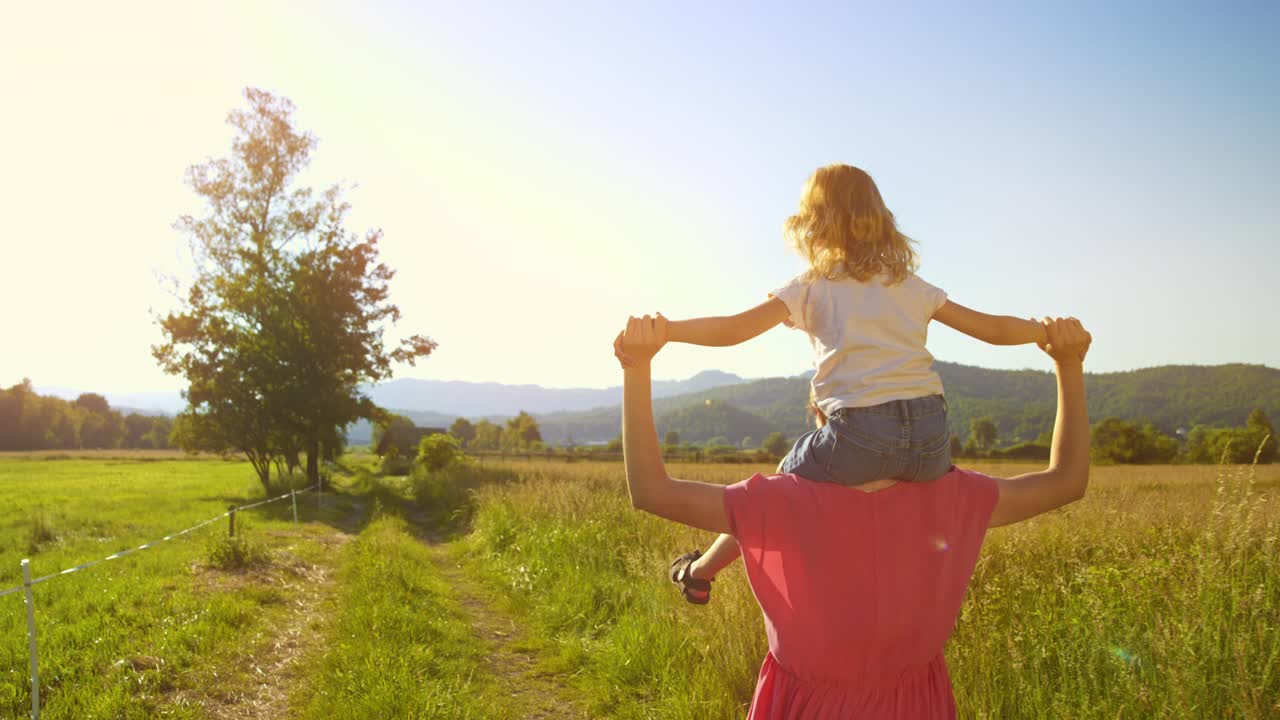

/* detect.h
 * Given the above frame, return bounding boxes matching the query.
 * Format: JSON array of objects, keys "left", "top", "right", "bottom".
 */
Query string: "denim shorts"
[{"left": 779, "top": 394, "right": 953, "bottom": 486}]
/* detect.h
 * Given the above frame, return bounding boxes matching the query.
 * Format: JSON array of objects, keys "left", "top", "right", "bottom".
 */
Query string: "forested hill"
[{"left": 533, "top": 363, "right": 1280, "bottom": 447}]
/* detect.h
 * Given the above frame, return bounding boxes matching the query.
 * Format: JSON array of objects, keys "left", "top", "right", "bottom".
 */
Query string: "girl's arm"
[
  {"left": 667, "top": 297, "right": 791, "bottom": 347},
  {"left": 988, "top": 318, "right": 1091, "bottom": 527},
  {"left": 616, "top": 316, "right": 732, "bottom": 534},
  {"left": 932, "top": 300, "right": 1049, "bottom": 346}
]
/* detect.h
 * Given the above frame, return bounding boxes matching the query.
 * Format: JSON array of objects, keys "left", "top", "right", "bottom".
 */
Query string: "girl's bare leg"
[
  {"left": 689, "top": 532, "right": 741, "bottom": 584},
  {"left": 685, "top": 456, "right": 792, "bottom": 592}
]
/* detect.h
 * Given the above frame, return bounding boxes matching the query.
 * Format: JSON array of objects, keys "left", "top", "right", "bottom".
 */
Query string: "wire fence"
[{"left": 2, "top": 481, "right": 324, "bottom": 720}]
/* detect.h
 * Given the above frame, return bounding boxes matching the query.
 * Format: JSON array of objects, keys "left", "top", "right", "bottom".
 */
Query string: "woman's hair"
[{"left": 784, "top": 164, "right": 919, "bottom": 284}]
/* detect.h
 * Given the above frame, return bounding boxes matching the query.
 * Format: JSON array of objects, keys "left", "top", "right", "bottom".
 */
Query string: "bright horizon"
[{"left": 3, "top": 2, "right": 1277, "bottom": 396}]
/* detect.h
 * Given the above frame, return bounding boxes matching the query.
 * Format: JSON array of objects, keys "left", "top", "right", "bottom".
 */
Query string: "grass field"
[
  {"left": 2, "top": 454, "right": 1277, "bottom": 718},
  {"left": 452, "top": 459, "right": 1280, "bottom": 719},
  {"left": 0, "top": 456, "right": 363, "bottom": 718}
]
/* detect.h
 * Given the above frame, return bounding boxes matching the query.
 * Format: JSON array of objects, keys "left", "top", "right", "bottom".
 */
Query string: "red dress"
[{"left": 723, "top": 468, "right": 999, "bottom": 719}]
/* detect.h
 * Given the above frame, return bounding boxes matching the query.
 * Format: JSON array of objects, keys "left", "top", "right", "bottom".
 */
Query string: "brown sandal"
[{"left": 669, "top": 550, "right": 712, "bottom": 605}]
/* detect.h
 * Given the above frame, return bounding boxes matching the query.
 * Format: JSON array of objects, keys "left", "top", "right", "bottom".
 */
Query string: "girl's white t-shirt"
[{"left": 770, "top": 272, "right": 948, "bottom": 415}]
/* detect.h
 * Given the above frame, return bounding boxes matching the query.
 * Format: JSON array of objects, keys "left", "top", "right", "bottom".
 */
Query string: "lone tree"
[
  {"left": 154, "top": 88, "right": 434, "bottom": 490},
  {"left": 965, "top": 417, "right": 998, "bottom": 455}
]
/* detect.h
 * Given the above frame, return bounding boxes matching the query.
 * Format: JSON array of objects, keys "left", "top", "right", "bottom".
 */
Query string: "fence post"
[
  {"left": 291, "top": 488, "right": 298, "bottom": 523},
  {"left": 22, "top": 559, "right": 41, "bottom": 720},
  {"left": 228, "top": 505, "right": 236, "bottom": 538}
]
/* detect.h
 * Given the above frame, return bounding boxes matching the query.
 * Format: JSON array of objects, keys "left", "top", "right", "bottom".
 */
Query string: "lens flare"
[
  {"left": 1110, "top": 646, "right": 1137, "bottom": 665},
  {"left": 931, "top": 535, "right": 949, "bottom": 552}
]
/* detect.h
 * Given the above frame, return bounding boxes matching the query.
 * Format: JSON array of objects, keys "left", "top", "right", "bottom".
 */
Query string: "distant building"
[{"left": 375, "top": 425, "right": 446, "bottom": 456}]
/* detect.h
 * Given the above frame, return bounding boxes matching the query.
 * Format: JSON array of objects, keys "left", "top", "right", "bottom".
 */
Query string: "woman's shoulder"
[{"left": 933, "top": 467, "right": 1001, "bottom": 517}]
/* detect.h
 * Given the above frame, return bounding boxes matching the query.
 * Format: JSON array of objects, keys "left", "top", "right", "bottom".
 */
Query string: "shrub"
[
  {"left": 204, "top": 531, "right": 271, "bottom": 571},
  {"left": 411, "top": 463, "right": 518, "bottom": 531},
  {"left": 417, "top": 433, "right": 463, "bottom": 472},
  {"left": 380, "top": 448, "right": 413, "bottom": 476}
]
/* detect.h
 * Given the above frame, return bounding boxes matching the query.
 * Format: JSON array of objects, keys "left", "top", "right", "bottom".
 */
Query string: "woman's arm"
[
  {"left": 988, "top": 318, "right": 1092, "bottom": 527},
  {"left": 933, "top": 300, "right": 1049, "bottom": 346},
  {"left": 666, "top": 297, "right": 791, "bottom": 347},
  {"left": 617, "top": 316, "right": 732, "bottom": 534}
]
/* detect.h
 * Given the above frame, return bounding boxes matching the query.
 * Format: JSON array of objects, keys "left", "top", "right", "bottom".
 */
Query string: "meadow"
[
  {"left": 1, "top": 454, "right": 1276, "bottom": 718},
  {"left": 453, "top": 459, "right": 1280, "bottom": 719},
  {"left": 0, "top": 455, "right": 363, "bottom": 718}
]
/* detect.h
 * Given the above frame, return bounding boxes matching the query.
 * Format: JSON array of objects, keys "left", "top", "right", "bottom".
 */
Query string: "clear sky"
[{"left": 2, "top": 1, "right": 1277, "bottom": 393}]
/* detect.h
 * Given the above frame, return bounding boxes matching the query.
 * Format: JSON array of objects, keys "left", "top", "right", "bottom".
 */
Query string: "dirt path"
[
  {"left": 422, "top": 541, "right": 590, "bottom": 719},
  {"left": 204, "top": 531, "right": 351, "bottom": 719},
  {"left": 164, "top": 494, "right": 368, "bottom": 719}
]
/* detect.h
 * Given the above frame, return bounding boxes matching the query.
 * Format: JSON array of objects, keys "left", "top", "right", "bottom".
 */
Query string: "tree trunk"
[
  {"left": 247, "top": 450, "right": 272, "bottom": 495},
  {"left": 306, "top": 438, "right": 319, "bottom": 487}
]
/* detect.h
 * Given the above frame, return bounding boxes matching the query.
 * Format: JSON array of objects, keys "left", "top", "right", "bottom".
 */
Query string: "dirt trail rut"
[{"left": 422, "top": 540, "right": 590, "bottom": 719}]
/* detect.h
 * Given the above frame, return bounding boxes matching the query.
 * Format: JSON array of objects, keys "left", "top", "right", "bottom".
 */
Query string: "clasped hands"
[
  {"left": 614, "top": 313, "right": 668, "bottom": 370},
  {"left": 1036, "top": 316, "right": 1092, "bottom": 364}
]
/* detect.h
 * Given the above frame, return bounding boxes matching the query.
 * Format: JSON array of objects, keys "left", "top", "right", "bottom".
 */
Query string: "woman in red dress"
[{"left": 614, "top": 316, "right": 1092, "bottom": 718}]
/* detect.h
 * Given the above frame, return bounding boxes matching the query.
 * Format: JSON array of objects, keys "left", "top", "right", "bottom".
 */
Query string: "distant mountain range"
[
  {"left": 338, "top": 362, "right": 1280, "bottom": 447},
  {"left": 364, "top": 369, "right": 746, "bottom": 415},
  {"left": 36, "top": 387, "right": 190, "bottom": 416},
  {"left": 39, "top": 363, "right": 1280, "bottom": 449},
  {"left": 528, "top": 363, "right": 1280, "bottom": 447},
  {"left": 36, "top": 370, "right": 745, "bottom": 419}
]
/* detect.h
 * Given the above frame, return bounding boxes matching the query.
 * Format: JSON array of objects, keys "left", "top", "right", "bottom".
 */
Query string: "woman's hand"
[
  {"left": 614, "top": 314, "right": 668, "bottom": 369},
  {"left": 989, "top": 316, "right": 1093, "bottom": 528},
  {"left": 1036, "top": 317, "right": 1090, "bottom": 364}
]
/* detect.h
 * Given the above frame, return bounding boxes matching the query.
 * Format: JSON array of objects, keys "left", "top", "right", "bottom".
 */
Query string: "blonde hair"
[
  {"left": 784, "top": 164, "right": 919, "bottom": 284},
  {"left": 808, "top": 384, "right": 827, "bottom": 429}
]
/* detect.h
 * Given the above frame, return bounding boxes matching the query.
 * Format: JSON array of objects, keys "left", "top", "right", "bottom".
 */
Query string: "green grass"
[
  {"left": 452, "top": 460, "right": 1280, "bottom": 719},
  {"left": 294, "top": 515, "right": 505, "bottom": 719},
  {"left": 455, "top": 462, "right": 766, "bottom": 719},
  {"left": 951, "top": 462, "right": 1280, "bottom": 718},
  {"left": 0, "top": 456, "right": 352, "bottom": 718},
  {"left": 5, "top": 453, "right": 1276, "bottom": 718},
  {"left": 0, "top": 453, "right": 526, "bottom": 719}
]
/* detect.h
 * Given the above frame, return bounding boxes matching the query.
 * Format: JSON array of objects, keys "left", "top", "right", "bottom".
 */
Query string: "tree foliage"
[
  {"left": 1183, "top": 409, "right": 1276, "bottom": 464},
  {"left": 449, "top": 417, "right": 477, "bottom": 448},
  {"left": 1090, "top": 417, "right": 1179, "bottom": 464},
  {"left": 0, "top": 380, "right": 172, "bottom": 451},
  {"left": 153, "top": 88, "right": 433, "bottom": 491},
  {"left": 371, "top": 414, "right": 415, "bottom": 453},
  {"left": 501, "top": 411, "right": 542, "bottom": 450},
  {"left": 471, "top": 420, "right": 502, "bottom": 451},
  {"left": 762, "top": 431, "right": 790, "bottom": 457},
  {"left": 965, "top": 417, "right": 998, "bottom": 455},
  {"left": 417, "top": 433, "right": 463, "bottom": 472},
  {"left": 657, "top": 400, "right": 775, "bottom": 447},
  {"left": 536, "top": 362, "right": 1280, "bottom": 450}
]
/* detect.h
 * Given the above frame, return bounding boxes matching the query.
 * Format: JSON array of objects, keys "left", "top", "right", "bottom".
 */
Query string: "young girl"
[{"left": 617, "top": 163, "right": 1050, "bottom": 604}]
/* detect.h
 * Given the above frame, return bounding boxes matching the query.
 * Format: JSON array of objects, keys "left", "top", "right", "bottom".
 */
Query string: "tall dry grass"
[{"left": 452, "top": 460, "right": 1279, "bottom": 719}]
